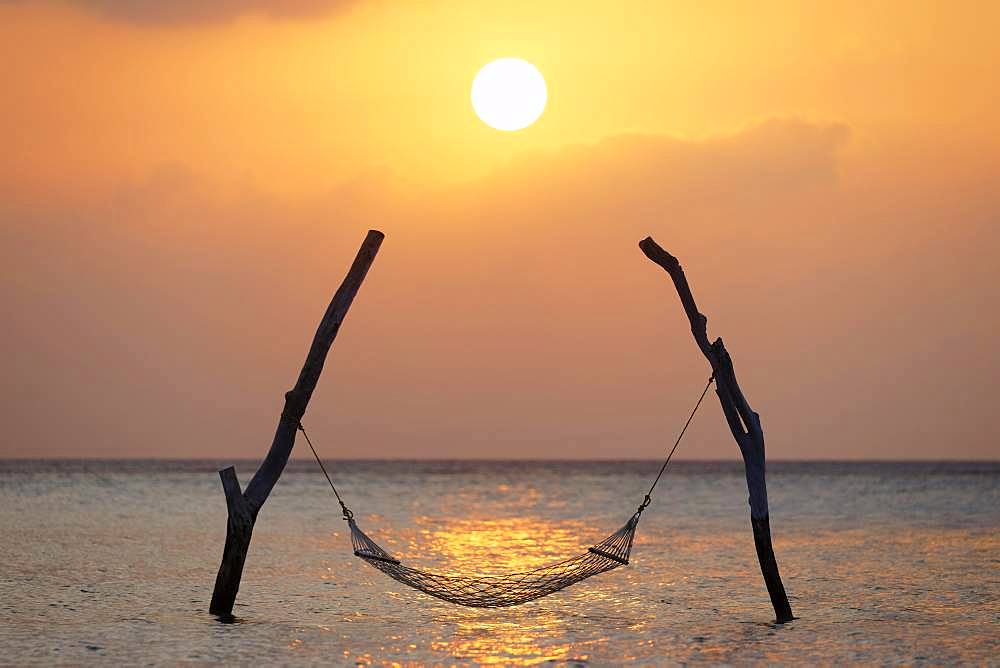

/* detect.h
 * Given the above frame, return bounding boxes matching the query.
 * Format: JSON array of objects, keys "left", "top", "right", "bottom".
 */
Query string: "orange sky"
[{"left": 1, "top": 1, "right": 998, "bottom": 459}]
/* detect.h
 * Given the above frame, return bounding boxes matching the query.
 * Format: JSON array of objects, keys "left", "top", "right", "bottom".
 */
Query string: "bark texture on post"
[
  {"left": 639, "top": 236, "right": 794, "bottom": 623},
  {"left": 209, "top": 229, "right": 384, "bottom": 619}
]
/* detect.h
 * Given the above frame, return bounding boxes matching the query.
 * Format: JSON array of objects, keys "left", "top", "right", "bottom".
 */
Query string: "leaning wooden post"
[
  {"left": 209, "top": 229, "right": 384, "bottom": 619},
  {"left": 639, "top": 236, "right": 794, "bottom": 623}
]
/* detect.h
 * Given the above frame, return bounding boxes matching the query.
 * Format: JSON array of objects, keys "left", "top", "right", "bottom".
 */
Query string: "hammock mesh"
[{"left": 348, "top": 513, "right": 641, "bottom": 608}]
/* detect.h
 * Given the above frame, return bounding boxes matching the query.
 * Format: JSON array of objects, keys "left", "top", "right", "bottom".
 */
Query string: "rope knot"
[{"left": 637, "top": 494, "right": 652, "bottom": 514}]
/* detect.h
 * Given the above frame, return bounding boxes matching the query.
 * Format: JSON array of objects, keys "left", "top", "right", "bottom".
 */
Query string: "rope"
[
  {"left": 294, "top": 373, "right": 714, "bottom": 522},
  {"left": 296, "top": 422, "right": 354, "bottom": 520},
  {"left": 636, "top": 373, "right": 715, "bottom": 514}
]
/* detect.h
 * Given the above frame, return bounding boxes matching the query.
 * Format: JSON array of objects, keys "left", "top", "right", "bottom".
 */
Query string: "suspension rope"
[
  {"left": 636, "top": 373, "right": 715, "bottom": 514},
  {"left": 296, "top": 421, "right": 353, "bottom": 520},
  {"left": 294, "top": 373, "right": 714, "bottom": 523}
]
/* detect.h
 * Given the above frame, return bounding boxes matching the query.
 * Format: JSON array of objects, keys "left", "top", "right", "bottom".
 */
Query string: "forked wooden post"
[
  {"left": 639, "top": 236, "right": 794, "bottom": 623},
  {"left": 209, "top": 229, "right": 384, "bottom": 619}
]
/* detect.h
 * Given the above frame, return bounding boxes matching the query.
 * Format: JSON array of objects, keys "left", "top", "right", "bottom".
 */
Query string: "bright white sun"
[{"left": 471, "top": 58, "right": 547, "bottom": 132}]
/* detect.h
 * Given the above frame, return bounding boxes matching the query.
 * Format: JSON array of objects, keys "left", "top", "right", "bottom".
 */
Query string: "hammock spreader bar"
[{"left": 295, "top": 374, "right": 714, "bottom": 608}]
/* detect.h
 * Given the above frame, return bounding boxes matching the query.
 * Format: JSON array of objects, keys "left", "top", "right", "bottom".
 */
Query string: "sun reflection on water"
[
  {"left": 355, "top": 513, "right": 623, "bottom": 664},
  {"left": 414, "top": 515, "right": 590, "bottom": 573}
]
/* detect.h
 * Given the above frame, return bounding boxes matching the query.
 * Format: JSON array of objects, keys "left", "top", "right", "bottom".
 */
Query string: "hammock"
[
  {"left": 299, "top": 375, "right": 713, "bottom": 608},
  {"left": 348, "top": 513, "right": 639, "bottom": 608}
]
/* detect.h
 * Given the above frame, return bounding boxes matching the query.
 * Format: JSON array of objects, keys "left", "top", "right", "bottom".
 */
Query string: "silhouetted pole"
[
  {"left": 639, "top": 236, "right": 794, "bottom": 623},
  {"left": 209, "top": 229, "right": 384, "bottom": 619}
]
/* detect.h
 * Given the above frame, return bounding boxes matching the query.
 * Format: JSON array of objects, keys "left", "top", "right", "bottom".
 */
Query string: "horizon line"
[{"left": 1, "top": 456, "right": 997, "bottom": 463}]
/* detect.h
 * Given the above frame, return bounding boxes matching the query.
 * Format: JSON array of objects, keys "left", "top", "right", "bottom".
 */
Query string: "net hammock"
[{"left": 296, "top": 375, "right": 714, "bottom": 608}]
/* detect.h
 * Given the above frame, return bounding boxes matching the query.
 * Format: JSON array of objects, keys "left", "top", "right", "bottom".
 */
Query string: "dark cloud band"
[{"left": 59, "top": 0, "right": 356, "bottom": 25}]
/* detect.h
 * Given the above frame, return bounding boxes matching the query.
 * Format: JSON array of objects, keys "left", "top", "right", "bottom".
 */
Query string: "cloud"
[
  {"left": 480, "top": 119, "right": 850, "bottom": 216},
  {"left": 60, "top": 0, "right": 357, "bottom": 25},
  {"left": 2, "top": 119, "right": 997, "bottom": 461}
]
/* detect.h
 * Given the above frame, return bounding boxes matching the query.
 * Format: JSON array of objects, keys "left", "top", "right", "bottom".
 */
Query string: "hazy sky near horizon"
[{"left": 1, "top": 1, "right": 998, "bottom": 460}]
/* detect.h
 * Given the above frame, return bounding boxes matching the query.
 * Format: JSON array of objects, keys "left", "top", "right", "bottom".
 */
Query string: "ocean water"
[{"left": 0, "top": 459, "right": 997, "bottom": 665}]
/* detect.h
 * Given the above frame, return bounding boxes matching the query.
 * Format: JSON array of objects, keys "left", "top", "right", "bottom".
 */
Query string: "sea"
[{"left": 1, "top": 460, "right": 997, "bottom": 665}]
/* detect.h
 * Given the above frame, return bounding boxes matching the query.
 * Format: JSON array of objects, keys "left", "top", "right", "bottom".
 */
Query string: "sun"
[{"left": 471, "top": 58, "right": 547, "bottom": 132}]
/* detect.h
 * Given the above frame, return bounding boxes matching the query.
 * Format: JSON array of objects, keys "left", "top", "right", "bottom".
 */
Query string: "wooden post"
[
  {"left": 209, "top": 229, "right": 384, "bottom": 619},
  {"left": 639, "top": 236, "right": 794, "bottom": 623}
]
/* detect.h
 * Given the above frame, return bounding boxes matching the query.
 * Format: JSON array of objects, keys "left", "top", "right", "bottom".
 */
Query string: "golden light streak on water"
[{"left": 417, "top": 516, "right": 591, "bottom": 574}]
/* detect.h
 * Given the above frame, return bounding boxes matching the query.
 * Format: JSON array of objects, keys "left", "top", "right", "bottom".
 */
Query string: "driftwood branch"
[
  {"left": 209, "top": 229, "right": 384, "bottom": 619},
  {"left": 639, "top": 236, "right": 793, "bottom": 623}
]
